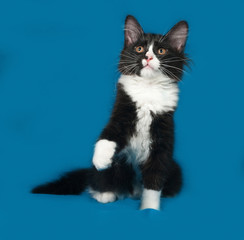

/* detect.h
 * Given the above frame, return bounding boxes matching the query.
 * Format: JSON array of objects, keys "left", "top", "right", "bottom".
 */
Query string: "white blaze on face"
[{"left": 141, "top": 44, "right": 160, "bottom": 78}]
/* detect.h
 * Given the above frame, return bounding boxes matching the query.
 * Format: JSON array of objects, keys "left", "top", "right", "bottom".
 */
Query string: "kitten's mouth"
[
  {"left": 143, "top": 64, "right": 153, "bottom": 69},
  {"left": 141, "top": 58, "right": 156, "bottom": 71}
]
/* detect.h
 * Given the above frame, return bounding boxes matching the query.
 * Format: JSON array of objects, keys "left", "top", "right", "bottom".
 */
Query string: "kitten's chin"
[{"left": 140, "top": 67, "right": 161, "bottom": 78}]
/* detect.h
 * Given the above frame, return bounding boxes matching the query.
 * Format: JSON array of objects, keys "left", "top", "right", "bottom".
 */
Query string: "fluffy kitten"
[{"left": 32, "top": 15, "right": 189, "bottom": 210}]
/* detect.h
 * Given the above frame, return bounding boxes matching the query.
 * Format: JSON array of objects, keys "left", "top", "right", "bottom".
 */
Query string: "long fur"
[
  {"left": 31, "top": 15, "right": 190, "bottom": 210},
  {"left": 31, "top": 169, "right": 91, "bottom": 195}
]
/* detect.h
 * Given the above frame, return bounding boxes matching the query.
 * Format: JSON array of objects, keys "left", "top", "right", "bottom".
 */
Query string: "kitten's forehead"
[{"left": 139, "top": 33, "right": 165, "bottom": 48}]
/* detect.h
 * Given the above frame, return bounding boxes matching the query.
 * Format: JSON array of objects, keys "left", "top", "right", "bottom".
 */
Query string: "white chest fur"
[{"left": 119, "top": 74, "right": 179, "bottom": 164}]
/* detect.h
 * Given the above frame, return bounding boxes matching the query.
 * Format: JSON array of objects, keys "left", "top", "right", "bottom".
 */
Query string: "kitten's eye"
[
  {"left": 135, "top": 46, "right": 144, "bottom": 53},
  {"left": 158, "top": 48, "right": 167, "bottom": 55}
]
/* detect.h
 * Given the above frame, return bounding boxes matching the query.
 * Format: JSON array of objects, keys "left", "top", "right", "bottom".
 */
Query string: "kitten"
[{"left": 32, "top": 15, "right": 189, "bottom": 210}]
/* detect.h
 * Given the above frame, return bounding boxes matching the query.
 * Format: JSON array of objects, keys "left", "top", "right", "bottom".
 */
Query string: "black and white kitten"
[{"left": 32, "top": 15, "right": 189, "bottom": 210}]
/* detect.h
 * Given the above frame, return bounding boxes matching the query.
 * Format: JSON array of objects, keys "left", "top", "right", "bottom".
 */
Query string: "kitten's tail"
[{"left": 31, "top": 168, "right": 91, "bottom": 195}]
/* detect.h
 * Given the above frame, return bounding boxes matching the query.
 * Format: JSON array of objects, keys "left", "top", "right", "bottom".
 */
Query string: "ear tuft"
[
  {"left": 124, "top": 15, "right": 144, "bottom": 47},
  {"left": 166, "top": 21, "right": 188, "bottom": 52}
]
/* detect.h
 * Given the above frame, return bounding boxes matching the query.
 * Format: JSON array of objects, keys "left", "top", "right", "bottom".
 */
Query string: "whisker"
[
  {"left": 160, "top": 66, "right": 180, "bottom": 81},
  {"left": 119, "top": 64, "right": 138, "bottom": 71},
  {"left": 120, "top": 54, "right": 136, "bottom": 60},
  {"left": 162, "top": 59, "right": 187, "bottom": 64},
  {"left": 120, "top": 53, "right": 138, "bottom": 61},
  {"left": 122, "top": 52, "right": 138, "bottom": 58},
  {"left": 117, "top": 60, "right": 133, "bottom": 62},
  {"left": 119, "top": 63, "right": 138, "bottom": 75},
  {"left": 161, "top": 64, "right": 185, "bottom": 73}
]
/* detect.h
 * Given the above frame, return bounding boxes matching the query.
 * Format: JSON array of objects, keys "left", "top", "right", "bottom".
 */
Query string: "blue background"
[{"left": 1, "top": 0, "right": 244, "bottom": 239}]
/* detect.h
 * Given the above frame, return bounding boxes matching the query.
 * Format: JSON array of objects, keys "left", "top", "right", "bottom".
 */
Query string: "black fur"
[
  {"left": 31, "top": 15, "right": 189, "bottom": 205},
  {"left": 31, "top": 169, "right": 91, "bottom": 195},
  {"left": 99, "top": 83, "right": 137, "bottom": 152},
  {"left": 89, "top": 158, "right": 135, "bottom": 196},
  {"left": 119, "top": 16, "right": 189, "bottom": 80},
  {"left": 140, "top": 112, "right": 182, "bottom": 196},
  {"left": 32, "top": 95, "right": 182, "bottom": 198},
  {"left": 31, "top": 86, "right": 138, "bottom": 197}
]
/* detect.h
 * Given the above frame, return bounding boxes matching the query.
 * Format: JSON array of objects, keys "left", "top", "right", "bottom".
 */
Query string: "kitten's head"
[{"left": 118, "top": 15, "right": 189, "bottom": 80}]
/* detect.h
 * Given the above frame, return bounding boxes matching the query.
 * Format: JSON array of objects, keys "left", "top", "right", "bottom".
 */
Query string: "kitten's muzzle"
[{"left": 145, "top": 55, "right": 153, "bottom": 62}]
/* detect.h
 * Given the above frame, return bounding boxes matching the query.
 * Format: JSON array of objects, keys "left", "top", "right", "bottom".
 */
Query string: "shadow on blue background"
[{"left": 0, "top": 0, "right": 244, "bottom": 239}]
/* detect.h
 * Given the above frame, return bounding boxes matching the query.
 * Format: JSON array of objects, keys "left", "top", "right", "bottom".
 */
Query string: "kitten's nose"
[{"left": 145, "top": 55, "right": 153, "bottom": 62}]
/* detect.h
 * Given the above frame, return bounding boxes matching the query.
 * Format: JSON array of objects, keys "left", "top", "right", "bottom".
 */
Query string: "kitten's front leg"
[
  {"left": 92, "top": 139, "right": 117, "bottom": 170},
  {"left": 140, "top": 112, "right": 175, "bottom": 210},
  {"left": 139, "top": 155, "right": 167, "bottom": 210},
  {"left": 140, "top": 167, "right": 163, "bottom": 210},
  {"left": 92, "top": 84, "right": 136, "bottom": 170}
]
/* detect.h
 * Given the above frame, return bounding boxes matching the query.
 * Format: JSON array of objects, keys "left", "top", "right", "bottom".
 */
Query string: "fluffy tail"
[{"left": 31, "top": 168, "right": 91, "bottom": 195}]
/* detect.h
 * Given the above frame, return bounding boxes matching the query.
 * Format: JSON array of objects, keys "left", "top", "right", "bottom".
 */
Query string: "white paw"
[
  {"left": 92, "top": 139, "right": 116, "bottom": 170},
  {"left": 91, "top": 191, "right": 117, "bottom": 203},
  {"left": 140, "top": 189, "right": 161, "bottom": 210}
]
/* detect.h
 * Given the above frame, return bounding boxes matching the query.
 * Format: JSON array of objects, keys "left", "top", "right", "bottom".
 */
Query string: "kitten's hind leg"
[
  {"left": 89, "top": 189, "right": 117, "bottom": 203},
  {"left": 162, "top": 160, "right": 183, "bottom": 197}
]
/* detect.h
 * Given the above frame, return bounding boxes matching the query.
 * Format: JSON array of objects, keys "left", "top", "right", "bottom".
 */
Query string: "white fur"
[
  {"left": 92, "top": 139, "right": 116, "bottom": 170},
  {"left": 119, "top": 74, "right": 179, "bottom": 164},
  {"left": 141, "top": 44, "right": 161, "bottom": 78},
  {"left": 140, "top": 189, "right": 161, "bottom": 210},
  {"left": 89, "top": 188, "right": 117, "bottom": 203},
  {"left": 145, "top": 45, "right": 154, "bottom": 59}
]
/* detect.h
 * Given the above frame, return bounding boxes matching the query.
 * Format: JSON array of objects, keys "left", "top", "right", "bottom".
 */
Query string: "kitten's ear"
[
  {"left": 166, "top": 21, "right": 188, "bottom": 52},
  {"left": 124, "top": 15, "right": 144, "bottom": 47}
]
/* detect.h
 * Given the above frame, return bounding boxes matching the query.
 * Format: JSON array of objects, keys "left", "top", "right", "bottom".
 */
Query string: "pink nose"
[{"left": 146, "top": 57, "right": 153, "bottom": 62}]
